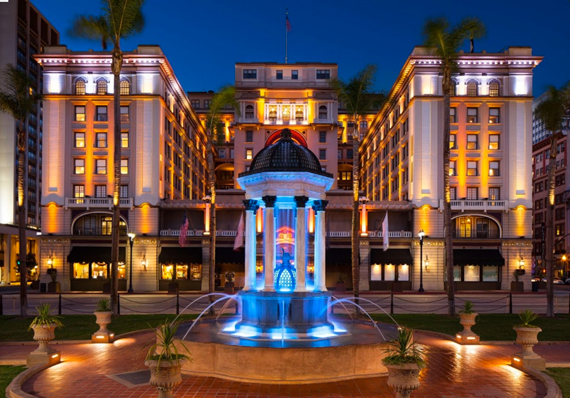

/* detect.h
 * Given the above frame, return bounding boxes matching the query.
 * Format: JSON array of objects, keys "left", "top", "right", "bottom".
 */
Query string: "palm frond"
[
  {"left": 68, "top": 15, "right": 111, "bottom": 50},
  {"left": 105, "top": 0, "right": 145, "bottom": 46},
  {"left": 535, "top": 84, "right": 570, "bottom": 133},
  {"left": 206, "top": 85, "right": 239, "bottom": 134},
  {"left": 423, "top": 17, "right": 485, "bottom": 62},
  {"left": 0, "top": 64, "right": 41, "bottom": 122},
  {"left": 331, "top": 65, "right": 378, "bottom": 118}
]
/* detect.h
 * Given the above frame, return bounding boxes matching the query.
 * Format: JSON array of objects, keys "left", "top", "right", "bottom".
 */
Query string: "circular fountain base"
[{"left": 176, "top": 317, "right": 395, "bottom": 384}]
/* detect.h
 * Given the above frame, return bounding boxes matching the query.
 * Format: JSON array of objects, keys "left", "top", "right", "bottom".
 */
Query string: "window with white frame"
[
  {"left": 75, "top": 106, "right": 86, "bottom": 122},
  {"left": 75, "top": 79, "right": 86, "bottom": 95},
  {"left": 96, "top": 132, "right": 107, "bottom": 148},
  {"left": 449, "top": 160, "right": 456, "bottom": 176},
  {"left": 243, "top": 69, "right": 257, "bottom": 79},
  {"left": 121, "top": 159, "right": 128, "bottom": 174},
  {"left": 489, "top": 107, "right": 500, "bottom": 123},
  {"left": 74, "top": 159, "right": 85, "bottom": 174},
  {"left": 73, "top": 185, "right": 85, "bottom": 199},
  {"left": 489, "top": 161, "right": 500, "bottom": 176},
  {"left": 466, "top": 80, "right": 478, "bottom": 96},
  {"left": 318, "top": 105, "right": 327, "bottom": 120},
  {"left": 245, "top": 105, "right": 254, "bottom": 119},
  {"left": 467, "top": 108, "right": 478, "bottom": 123},
  {"left": 96, "top": 79, "right": 107, "bottom": 95},
  {"left": 246, "top": 149, "right": 253, "bottom": 160},
  {"left": 95, "top": 185, "right": 107, "bottom": 198},
  {"left": 489, "top": 187, "right": 500, "bottom": 200},
  {"left": 467, "top": 161, "right": 478, "bottom": 176},
  {"left": 96, "top": 159, "right": 106, "bottom": 174},
  {"left": 489, "top": 81, "right": 500, "bottom": 97},
  {"left": 120, "top": 79, "right": 130, "bottom": 95},
  {"left": 121, "top": 132, "right": 129, "bottom": 148},
  {"left": 467, "top": 186, "right": 478, "bottom": 200},
  {"left": 467, "top": 134, "right": 478, "bottom": 149},
  {"left": 450, "top": 107, "right": 457, "bottom": 123},
  {"left": 120, "top": 106, "right": 129, "bottom": 122},
  {"left": 489, "top": 134, "right": 500, "bottom": 150},
  {"left": 74, "top": 132, "right": 85, "bottom": 148},
  {"left": 450, "top": 134, "right": 457, "bottom": 149},
  {"left": 96, "top": 106, "right": 107, "bottom": 121}
]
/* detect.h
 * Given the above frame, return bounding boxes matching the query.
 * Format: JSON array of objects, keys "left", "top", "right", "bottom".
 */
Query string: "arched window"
[
  {"left": 466, "top": 80, "right": 478, "bottom": 97},
  {"left": 488, "top": 81, "right": 500, "bottom": 97},
  {"left": 450, "top": 80, "right": 457, "bottom": 96},
  {"left": 120, "top": 79, "right": 130, "bottom": 95},
  {"left": 452, "top": 215, "right": 500, "bottom": 239},
  {"left": 318, "top": 105, "right": 327, "bottom": 120},
  {"left": 245, "top": 104, "right": 254, "bottom": 119},
  {"left": 96, "top": 79, "right": 108, "bottom": 95},
  {"left": 75, "top": 78, "right": 86, "bottom": 95},
  {"left": 295, "top": 106, "right": 304, "bottom": 122}
]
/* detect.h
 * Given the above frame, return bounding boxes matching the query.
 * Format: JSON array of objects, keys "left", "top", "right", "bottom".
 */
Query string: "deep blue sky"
[{"left": 33, "top": 0, "right": 569, "bottom": 96}]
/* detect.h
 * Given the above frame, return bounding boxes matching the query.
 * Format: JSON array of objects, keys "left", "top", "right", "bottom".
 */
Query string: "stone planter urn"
[
  {"left": 92, "top": 311, "right": 114, "bottom": 343},
  {"left": 145, "top": 359, "right": 184, "bottom": 398},
  {"left": 512, "top": 326, "right": 545, "bottom": 370},
  {"left": 456, "top": 313, "right": 480, "bottom": 344},
  {"left": 385, "top": 363, "right": 421, "bottom": 398},
  {"left": 27, "top": 324, "right": 61, "bottom": 367}
]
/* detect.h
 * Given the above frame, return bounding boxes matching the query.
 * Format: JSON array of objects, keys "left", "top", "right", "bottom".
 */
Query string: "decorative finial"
[{"left": 280, "top": 128, "right": 292, "bottom": 140}]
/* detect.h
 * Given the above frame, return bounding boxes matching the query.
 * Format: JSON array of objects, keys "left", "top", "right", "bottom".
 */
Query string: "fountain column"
[
  {"left": 243, "top": 199, "right": 259, "bottom": 291},
  {"left": 294, "top": 196, "right": 309, "bottom": 292},
  {"left": 313, "top": 200, "right": 328, "bottom": 291},
  {"left": 262, "top": 195, "right": 277, "bottom": 291}
]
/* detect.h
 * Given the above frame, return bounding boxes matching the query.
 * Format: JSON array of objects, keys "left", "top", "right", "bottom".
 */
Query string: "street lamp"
[
  {"left": 127, "top": 231, "right": 136, "bottom": 293},
  {"left": 418, "top": 229, "right": 425, "bottom": 293}
]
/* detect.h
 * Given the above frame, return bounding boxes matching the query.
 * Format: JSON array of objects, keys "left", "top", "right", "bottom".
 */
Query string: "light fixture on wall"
[
  {"left": 424, "top": 255, "right": 430, "bottom": 272},
  {"left": 307, "top": 260, "right": 315, "bottom": 276},
  {"left": 256, "top": 260, "right": 263, "bottom": 274},
  {"left": 141, "top": 255, "right": 147, "bottom": 269},
  {"left": 47, "top": 256, "right": 53, "bottom": 268},
  {"left": 519, "top": 258, "right": 525, "bottom": 269}
]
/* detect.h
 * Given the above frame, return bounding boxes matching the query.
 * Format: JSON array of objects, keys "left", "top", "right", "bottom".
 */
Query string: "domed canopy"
[{"left": 239, "top": 129, "right": 333, "bottom": 178}]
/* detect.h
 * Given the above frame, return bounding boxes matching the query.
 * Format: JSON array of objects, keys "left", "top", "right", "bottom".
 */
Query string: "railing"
[
  {"left": 65, "top": 197, "right": 133, "bottom": 210},
  {"left": 440, "top": 199, "right": 507, "bottom": 212},
  {"left": 327, "top": 231, "right": 413, "bottom": 238},
  {"left": 159, "top": 230, "right": 236, "bottom": 237}
]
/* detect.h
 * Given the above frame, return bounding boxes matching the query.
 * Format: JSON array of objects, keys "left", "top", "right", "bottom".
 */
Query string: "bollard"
[
  {"left": 117, "top": 294, "right": 121, "bottom": 315},
  {"left": 390, "top": 293, "right": 394, "bottom": 315},
  {"left": 58, "top": 294, "right": 62, "bottom": 315},
  {"left": 509, "top": 293, "right": 513, "bottom": 314},
  {"left": 0, "top": 294, "right": 2, "bottom": 316},
  {"left": 176, "top": 293, "right": 179, "bottom": 315}
]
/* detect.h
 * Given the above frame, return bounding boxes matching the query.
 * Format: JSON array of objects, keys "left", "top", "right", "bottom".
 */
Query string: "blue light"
[{"left": 310, "top": 325, "right": 337, "bottom": 339}]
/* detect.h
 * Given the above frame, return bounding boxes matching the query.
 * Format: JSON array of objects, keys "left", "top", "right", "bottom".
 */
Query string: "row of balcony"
[{"left": 65, "top": 197, "right": 134, "bottom": 210}]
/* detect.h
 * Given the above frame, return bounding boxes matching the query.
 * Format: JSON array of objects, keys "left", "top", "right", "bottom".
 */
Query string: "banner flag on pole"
[
  {"left": 382, "top": 212, "right": 389, "bottom": 252},
  {"left": 179, "top": 213, "right": 189, "bottom": 247}
]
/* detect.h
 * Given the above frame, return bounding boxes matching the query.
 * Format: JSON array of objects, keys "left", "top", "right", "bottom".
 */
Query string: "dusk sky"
[{"left": 33, "top": 0, "right": 569, "bottom": 96}]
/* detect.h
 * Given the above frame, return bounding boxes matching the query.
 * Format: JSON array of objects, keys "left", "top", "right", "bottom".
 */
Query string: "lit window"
[
  {"left": 75, "top": 79, "right": 86, "bottom": 95},
  {"left": 466, "top": 80, "right": 478, "bottom": 96},
  {"left": 295, "top": 106, "right": 304, "bottom": 122},
  {"left": 73, "top": 184, "right": 85, "bottom": 198},
  {"left": 489, "top": 161, "right": 500, "bottom": 176},
  {"left": 246, "top": 149, "right": 253, "bottom": 160},
  {"left": 121, "top": 159, "right": 128, "bottom": 174},
  {"left": 450, "top": 134, "right": 456, "bottom": 149},
  {"left": 121, "top": 132, "right": 129, "bottom": 148},
  {"left": 96, "top": 79, "right": 107, "bottom": 95},
  {"left": 96, "top": 159, "right": 106, "bottom": 174},
  {"left": 75, "top": 106, "right": 86, "bottom": 122},
  {"left": 489, "top": 134, "right": 500, "bottom": 150},
  {"left": 450, "top": 107, "right": 457, "bottom": 123},
  {"left": 467, "top": 134, "right": 478, "bottom": 150},
  {"left": 74, "top": 132, "right": 85, "bottom": 148},
  {"left": 489, "top": 107, "right": 500, "bottom": 123},
  {"left": 489, "top": 187, "right": 500, "bottom": 200},
  {"left": 74, "top": 158, "right": 85, "bottom": 174},
  {"left": 489, "top": 81, "right": 500, "bottom": 97},
  {"left": 120, "top": 79, "right": 130, "bottom": 95},
  {"left": 120, "top": 106, "right": 129, "bottom": 122},
  {"left": 449, "top": 160, "right": 456, "bottom": 176},
  {"left": 467, "top": 107, "right": 478, "bottom": 123},
  {"left": 96, "top": 132, "right": 107, "bottom": 148},
  {"left": 96, "top": 106, "right": 107, "bottom": 121},
  {"left": 467, "top": 161, "right": 478, "bottom": 176}
]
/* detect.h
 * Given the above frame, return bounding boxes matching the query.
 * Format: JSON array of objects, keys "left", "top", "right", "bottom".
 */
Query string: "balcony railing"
[
  {"left": 445, "top": 199, "right": 507, "bottom": 212},
  {"left": 159, "top": 230, "right": 237, "bottom": 237},
  {"left": 65, "top": 197, "right": 133, "bottom": 210},
  {"left": 327, "top": 231, "right": 412, "bottom": 238}
]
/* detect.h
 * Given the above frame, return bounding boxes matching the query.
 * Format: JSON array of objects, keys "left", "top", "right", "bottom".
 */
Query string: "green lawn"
[
  {"left": 0, "top": 314, "right": 197, "bottom": 342},
  {"left": 0, "top": 366, "right": 25, "bottom": 398},
  {"left": 371, "top": 313, "right": 570, "bottom": 341},
  {"left": 546, "top": 368, "right": 570, "bottom": 397}
]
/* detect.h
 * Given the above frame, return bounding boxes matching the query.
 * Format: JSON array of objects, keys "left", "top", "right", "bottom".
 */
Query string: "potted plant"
[
  {"left": 456, "top": 300, "right": 479, "bottom": 344},
  {"left": 145, "top": 320, "right": 191, "bottom": 398},
  {"left": 27, "top": 303, "right": 63, "bottom": 367},
  {"left": 336, "top": 274, "right": 346, "bottom": 292},
  {"left": 512, "top": 309, "right": 545, "bottom": 370},
  {"left": 382, "top": 327, "right": 425, "bottom": 398},
  {"left": 47, "top": 268, "right": 60, "bottom": 293},
  {"left": 511, "top": 270, "right": 524, "bottom": 292},
  {"left": 92, "top": 298, "right": 114, "bottom": 343}
]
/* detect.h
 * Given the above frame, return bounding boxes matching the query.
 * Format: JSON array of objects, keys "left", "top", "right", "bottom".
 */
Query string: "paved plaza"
[{"left": 2, "top": 329, "right": 568, "bottom": 398}]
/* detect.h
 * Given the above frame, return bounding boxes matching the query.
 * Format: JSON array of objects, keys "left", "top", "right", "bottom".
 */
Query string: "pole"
[
  {"left": 128, "top": 233, "right": 134, "bottom": 293},
  {"left": 285, "top": 10, "right": 288, "bottom": 64},
  {"left": 509, "top": 292, "right": 513, "bottom": 314},
  {"left": 58, "top": 293, "right": 62, "bottom": 315},
  {"left": 418, "top": 231, "right": 425, "bottom": 293}
]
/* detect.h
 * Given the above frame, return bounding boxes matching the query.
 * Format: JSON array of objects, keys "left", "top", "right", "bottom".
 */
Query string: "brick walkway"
[{"left": 2, "top": 332, "right": 568, "bottom": 397}]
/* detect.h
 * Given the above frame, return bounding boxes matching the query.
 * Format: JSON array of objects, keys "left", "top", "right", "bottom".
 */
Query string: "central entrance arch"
[{"left": 265, "top": 129, "right": 307, "bottom": 147}]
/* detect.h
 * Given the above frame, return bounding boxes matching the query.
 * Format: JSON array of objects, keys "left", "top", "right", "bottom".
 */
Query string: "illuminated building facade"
[
  {"left": 0, "top": 0, "right": 59, "bottom": 285},
  {"left": 360, "top": 47, "right": 541, "bottom": 291},
  {"left": 35, "top": 45, "right": 209, "bottom": 291}
]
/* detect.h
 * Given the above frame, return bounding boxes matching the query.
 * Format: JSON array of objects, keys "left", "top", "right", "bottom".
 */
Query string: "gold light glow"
[
  {"left": 139, "top": 203, "right": 151, "bottom": 234},
  {"left": 360, "top": 203, "right": 368, "bottom": 236},
  {"left": 256, "top": 207, "right": 263, "bottom": 233},
  {"left": 45, "top": 202, "right": 59, "bottom": 234},
  {"left": 514, "top": 205, "right": 527, "bottom": 237},
  {"left": 204, "top": 202, "right": 211, "bottom": 234},
  {"left": 308, "top": 208, "right": 315, "bottom": 234}
]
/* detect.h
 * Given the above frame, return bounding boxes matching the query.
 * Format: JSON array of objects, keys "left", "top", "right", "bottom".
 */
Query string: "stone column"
[
  {"left": 243, "top": 199, "right": 259, "bottom": 291},
  {"left": 262, "top": 196, "right": 277, "bottom": 291},
  {"left": 294, "top": 196, "right": 309, "bottom": 292},
  {"left": 313, "top": 200, "right": 328, "bottom": 291}
]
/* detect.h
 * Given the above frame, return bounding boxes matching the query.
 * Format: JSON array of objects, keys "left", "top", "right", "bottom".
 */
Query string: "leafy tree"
[
  {"left": 70, "top": 0, "right": 145, "bottom": 314},
  {"left": 0, "top": 64, "right": 42, "bottom": 316},
  {"left": 422, "top": 17, "right": 485, "bottom": 316},
  {"left": 534, "top": 83, "right": 570, "bottom": 317},
  {"left": 331, "top": 65, "right": 382, "bottom": 301}
]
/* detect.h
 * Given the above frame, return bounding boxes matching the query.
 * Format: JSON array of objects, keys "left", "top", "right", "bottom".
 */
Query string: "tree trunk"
[
  {"left": 110, "top": 48, "right": 123, "bottom": 315},
  {"left": 545, "top": 135, "right": 557, "bottom": 317},
  {"left": 206, "top": 129, "right": 216, "bottom": 315},
  {"left": 351, "top": 118, "right": 360, "bottom": 306},
  {"left": 17, "top": 130, "right": 27, "bottom": 317}
]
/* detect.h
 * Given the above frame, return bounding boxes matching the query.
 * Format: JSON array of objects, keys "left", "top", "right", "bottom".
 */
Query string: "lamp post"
[
  {"left": 418, "top": 229, "right": 425, "bottom": 293},
  {"left": 127, "top": 231, "right": 136, "bottom": 293}
]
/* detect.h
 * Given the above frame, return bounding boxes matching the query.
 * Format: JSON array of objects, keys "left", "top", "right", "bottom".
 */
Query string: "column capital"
[
  {"left": 262, "top": 195, "right": 277, "bottom": 208},
  {"left": 243, "top": 199, "right": 260, "bottom": 212},
  {"left": 294, "top": 196, "right": 309, "bottom": 208},
  {"left": 312, "top": 200, "right": 328, "bottom": 212}
]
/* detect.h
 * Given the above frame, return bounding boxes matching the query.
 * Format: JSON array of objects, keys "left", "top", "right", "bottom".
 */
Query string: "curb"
[
  {"left": 523, "top": 366, "right": 563, "bottom": 398},
  {"left": 6, "top": 364, "right": 49, "bottom": 398}
]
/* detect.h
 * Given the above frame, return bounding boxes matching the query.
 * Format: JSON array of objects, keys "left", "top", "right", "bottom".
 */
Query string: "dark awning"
[
  {"left": 159, "top": 247, "right": 202, "bottom": 264},
  {"left": 216, "top": 247, "right": 245, "bottom": 264},
  {"left": 67, "top": 246, "right": 125, "bottom": 263},
  {"left": 326, "top": 248, "right": 352, "bottom": 265},
  {"left": 370, "top": 249, "right": 413, "bottom": 265},
  {"left": 454, "top": 249, "right": 505, "bottom": 266}
]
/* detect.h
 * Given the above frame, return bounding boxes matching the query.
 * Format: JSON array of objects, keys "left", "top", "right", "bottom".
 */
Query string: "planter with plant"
[
  {"left": 92, "top": 298, "right": 114, "bottom": 343},
  {"left": 511, "top": 309, "right": 545, "bottom": 370},
  {"left": 145, "top": 320, "right": 191, "bottom": 398},
  {"left": 382, "top": 327, "right": 425, "bottom": 398},
  {"left": 336, "top": 274, "right": 346, "bottom": 292},
  {"left": 455, "top": 300, "right": 479, "bottom": 344},
  {"left": 511, "top": 271, "right": 524, "bottom": 292},
  {"left": 27, "top": 303, "right": 63, "bottom": 367}
]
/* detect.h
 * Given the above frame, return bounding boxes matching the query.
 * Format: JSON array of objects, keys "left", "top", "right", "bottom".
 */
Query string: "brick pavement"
[{"left": 2, "top": 331, "right": 567, "bottom": 397}]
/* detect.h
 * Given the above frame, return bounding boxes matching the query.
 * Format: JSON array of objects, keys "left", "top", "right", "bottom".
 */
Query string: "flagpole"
[{"left": 285, "top": 9, "right": 288, "bottom": 64}]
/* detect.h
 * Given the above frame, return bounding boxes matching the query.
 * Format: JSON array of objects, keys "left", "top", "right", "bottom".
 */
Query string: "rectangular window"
[
  {"left": 489, "top": 161, "right": 500, "bottom": 176},
  {"left": 489, "top": 134, "right": 500, "bottom": 150},
  {"left": 347, "top": 149, "right": 353, "bottom": 159},
  {"left": 121, "top": 132, "right": 129, "bottom": 148},
  {"left": 246, "top": 149, "right": 253, "bottom": 160},
  {"left": 276, "top": 70, "right": 283, "bottom": 80},
  {"left": 450, "top": 187, "right": 457, "bottom": 200},
  {"left": 73, "top": 184, "right": 85, "bottom": 198},
  {"left": 319, "top": 149, "right": 326, "bottom": 160},
  {"left": 337, "top": 150, "right": 342, "bottom": 159},
  {"left": 203, "top": 100, "right": 211, "bottom": 109},
  {"left": 292, "top": 70, "right": 298, "bottom": 80},
  {"left": 464, "top": 265, "right": 480, "bottom": 282},
  {"left": 120, "top": 185, "right": 128, "bottom": 198},
  {"left": 489, "top": 107, "right": 500, "bottom": 123},
  {"left": 360, "top": 121, "right": 368, "bottom": 129},
  {"left": 74, "top": 132, "right": 85, "bottom": 148},
  {"left": 243, "top": 69, "right": 257, "bottom": 79},
  {"left": 96, "top": 132, "right": 107, "bottom": 148},
  {"left": 121, "top": 159, "right": 128, "bottom": 175},
  {"left": 190, "top": 99, "right": 200, "bottom": 109},
  {"left": 74, "top": 158, "right": 85, "bottom": 174},
  {"left": 489, "top": 187, "right": 500, "bottom": 200},
  {"left": 319, "top": 131, "right": 327, "bottom": 143},
  {"left": 316, "top": 70, "right": 330, "bottom": 79},
  {"left": 75, "top": 106, "right": 86, "bottom": 122},
  {"left": 467, "top": 107, "right": 478, "bottom": 123},
  {"left": 218, "top": 149, "right": 226, "bottom": 159},
  {"left": 450, "top": 134, "right": 456, "bottom": 149},
  {"left": 96, "top": 159, "right": 106, "bottom": 174},
  {"left": 95, "top": 185, "right": 107, "bottom": 198},
  {"left": 96, "top": 106, "right": 107, "bottom": 122},
  {"left": 120, "top": 106, "right": 129, "bottom": 123},
  {"left": 450, "top": 107, "right": 457, "bottom": 123},
  {"left": 467, "top": 134, "right": 478, "bottom": 149},
  {"left": 246, "top": 130, "right": 253, "bottom": 142},
  {"left": 230, "top": 148, "right": 234, "bottom": 159},
  {"left": 449, "top": 160, "right": 456, "bottom": 176},
  {"left": 467, "top": 187, "right": 479, "bottom": 200},
  {"left": 467, "top": 161, "right": 478, "bottom": 176}
]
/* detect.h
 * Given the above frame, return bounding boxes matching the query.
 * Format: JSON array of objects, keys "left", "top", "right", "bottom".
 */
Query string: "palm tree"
[
  {"left": 423, "top": 17, "right": 485, "bottom": 316},
  {"left": 70, "top": 0, "right": 145, "bottom": 314},
  {"left": 331, "top": 65, "right": 380, "bottom": 302},
  {"left": 0, "top": 64, "right": 42, "bottom": 317},
  {"left": 205, "top": 86, "right": 239, "bottom": 304},
  {"left": 534, "top": 83, "right": 570, "bottom": 317}
]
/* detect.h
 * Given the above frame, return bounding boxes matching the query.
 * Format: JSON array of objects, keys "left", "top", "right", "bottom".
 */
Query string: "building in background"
[{"left": 0, "top": 0, "right": 59, "bottom": 285}]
